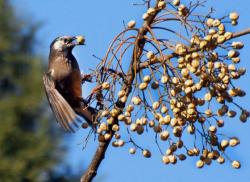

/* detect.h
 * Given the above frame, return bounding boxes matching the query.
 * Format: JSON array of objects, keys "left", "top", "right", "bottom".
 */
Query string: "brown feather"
[{"left": 43, "top": 74, "right": 83, "bottom": 132}]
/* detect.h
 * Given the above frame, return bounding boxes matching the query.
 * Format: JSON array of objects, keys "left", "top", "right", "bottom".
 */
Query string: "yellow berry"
[
  {"left": 99, "top": 122, "right": 108, "bottom": 131},
  {"left": 160, "top": 131, "right": 170, "bottom": 141},
  {"left": 143, "top": 75, "right": 151, "bottom": 82},
  {"left": 112, "top": 124, "right": 119, "bottom": 132},
  {"left": 76, "top": 36, "right": 85, "bottom": 45},
  {"left": 161, "top": 75, "right": 169, "bottom": 84},
  {"left": 232, "top": 160, "right": 241, "bottom": 169},
  {"left": 230, "top": 12, "right": 239, "bottom": 20},
  {"left": 229, "top": 138, "right": 240, "bottom": 147},
  {"left": 143, "top": 149, "right": 151, "bottom": 158},
  {"left": 196, "top": 160, "right": 204, "bottom": 168},
  {"left": 162, "top": 155, "right": 170, "bottom": 164},
  {"left": 224, "top": 32, "right": 233, "bottom": 40},
  {"left": 130, "top": 123, "right": 138, "bottom": 131},
  {"left": 139, "top": 82, "right": 148, "bottom": 90},
  {"left": 146, "top": 51, "right": 155, "bottom": 59},
  {"left": 110, "top": 108, "right": 119, "bottom": 117},
  {"left": 209, "top": 125, "right": 217, "bottom": 133},
  {"left": 212, "top": 19, "right": 221, "bottom": 27},
  {"left": 217, "top": 156, "right": 225, "bottom": 164},
  {"left": 172, "top": 0, "right": 180, "bottom": 6},
  {"left": 132, "top": 96, "right": 141, "bottom": 105},
  {"left": 221, "top": 140, "right": 229, "bottom": 148},
  {"left": 206, "top": 18, "right": 214, "bottom": 27},
  {"left": 129, "top": 147, "right": 136, "bottom": 154},
  {"left": 168, "top": 155, "right": 177, "bottom": 164},
  {"left": 127, "top": 20, "right": 136, "bottom": 28},
  {"left": 153, "top": 101, "right": 160, "bottom": 110},
  {"left": 158, "top": 1, "right": 166, "bottom": 9},
  {"left": 232, "top": 41, "right": 244, "bottom": 49},
  {"left": 102, "top": 82, "right": 110, "bottom": 89},
  {"left": 147, "top": 8, "right": 156, "bottom": 15},
  {"left": 117, "top": 140, "right": 125, "bottom": 147},
  {"left": 104, "top": 133, "right": 111, "bottom": 140}
]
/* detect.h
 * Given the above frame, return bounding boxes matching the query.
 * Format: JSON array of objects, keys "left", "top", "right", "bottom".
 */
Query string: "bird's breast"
[{"left": 49, "top": 56, "right": 83, "bottom": 107}]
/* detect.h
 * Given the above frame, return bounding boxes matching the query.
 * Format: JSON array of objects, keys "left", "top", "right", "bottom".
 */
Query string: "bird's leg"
[
  {"left": 88, "top": 85, "right": 102, "bottom": 101},
  {"left": 95, "top": 91, "right": 104, "bottom": 110},
  {"left": 90, "top": 85, "right": 102, "bottom": 95},
  {"left": 86, "top": 85, "right": 104, "bottom": 109},
  {"left": 81, "top": 73, "right": 92, "bottom": 84}
]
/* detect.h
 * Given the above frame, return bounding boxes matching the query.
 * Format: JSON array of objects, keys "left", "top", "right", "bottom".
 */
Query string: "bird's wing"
[{"left": 43, "top": 73, "right": 83, "bottom": 132}]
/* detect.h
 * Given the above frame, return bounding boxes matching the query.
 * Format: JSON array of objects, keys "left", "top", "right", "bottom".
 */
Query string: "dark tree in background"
[{"left": 0, "top": 0, "right": 77, "bottom": 181}]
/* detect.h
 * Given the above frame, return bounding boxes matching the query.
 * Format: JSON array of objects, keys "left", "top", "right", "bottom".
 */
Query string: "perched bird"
[{"left": 43, "top": 35, "right": 96, "bottom": 132}]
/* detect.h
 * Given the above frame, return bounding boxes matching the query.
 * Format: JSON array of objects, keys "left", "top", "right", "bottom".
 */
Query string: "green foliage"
[{"left": 0, "top": 0, "right": 69, "bottom": 181}]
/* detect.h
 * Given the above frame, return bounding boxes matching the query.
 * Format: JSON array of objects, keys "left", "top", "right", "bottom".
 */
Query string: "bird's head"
[{"left": 50, "top": 35, "right": 85, "bottom": 53}]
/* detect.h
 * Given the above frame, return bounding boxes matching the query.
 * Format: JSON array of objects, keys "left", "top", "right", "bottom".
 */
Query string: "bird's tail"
[{"left": 43, "top": 74, "right": 84, "bottom": 133}]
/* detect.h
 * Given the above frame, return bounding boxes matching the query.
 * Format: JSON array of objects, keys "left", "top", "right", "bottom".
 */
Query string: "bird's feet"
[
  {"left": 81, "top": 73, "right": 92, "bottom": 83},
  {"left": 90, "top": 85, "right": 102, "bottom": 96},
  {"left": 87, "top": 85, "right": 104, "bottom": 109}
]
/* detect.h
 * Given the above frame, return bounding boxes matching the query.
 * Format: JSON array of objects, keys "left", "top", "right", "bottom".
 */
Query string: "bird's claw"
[
  {"left": 90, "top": 85, "right": 102, "bottom": 97},
  {"left": 81, "top": 74, "right": 92, "bottom": 83}
]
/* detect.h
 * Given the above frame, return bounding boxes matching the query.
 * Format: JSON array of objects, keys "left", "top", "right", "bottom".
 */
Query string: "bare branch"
[
  {"left": 232, "top": 28, "right": 250, "bottom": 38},
  {"left": 81, "top": 2, "right": 162, "bottom": 182},
  {"left": 80, "top": 1, "right": 250, "bottom": 181}
]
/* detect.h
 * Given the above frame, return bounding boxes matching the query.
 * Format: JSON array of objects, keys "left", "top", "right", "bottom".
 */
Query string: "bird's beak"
[
  {"left": 73, "top": 36, "right": 85, "bottom": 45},
  {"left": 66, "top": 36, "right": 85, "bottom": 48}
]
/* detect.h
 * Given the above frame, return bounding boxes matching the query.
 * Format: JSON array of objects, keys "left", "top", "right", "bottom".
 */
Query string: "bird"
[{"left": 43, "top": 35, "right": 96, "bottom": 132}]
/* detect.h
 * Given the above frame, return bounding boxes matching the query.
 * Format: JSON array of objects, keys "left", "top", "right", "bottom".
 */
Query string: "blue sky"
[{"left": 12, "top": 0, "right": 250, "bottom": 182}]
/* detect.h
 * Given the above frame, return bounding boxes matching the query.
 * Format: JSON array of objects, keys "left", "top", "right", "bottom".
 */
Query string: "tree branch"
[
  {"left": 139, "top": 27, "right": 250, "bottom": 70},
  {"left": 80, "top": 3, "right": 162, "bottom": 182},
  {"left": 80, "top": 140, "right": 111, "bottom": 182},
  {"left": 80, "top": 0, "right": 250, "bottom": 178},
  {"left": 232, "top": 28, "right": 250, "bottom": 38}
]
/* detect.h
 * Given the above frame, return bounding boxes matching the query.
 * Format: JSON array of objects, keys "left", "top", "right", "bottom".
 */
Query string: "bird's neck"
[{"left": 49, "top": 49, "right": 74, "bottom": 60}]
